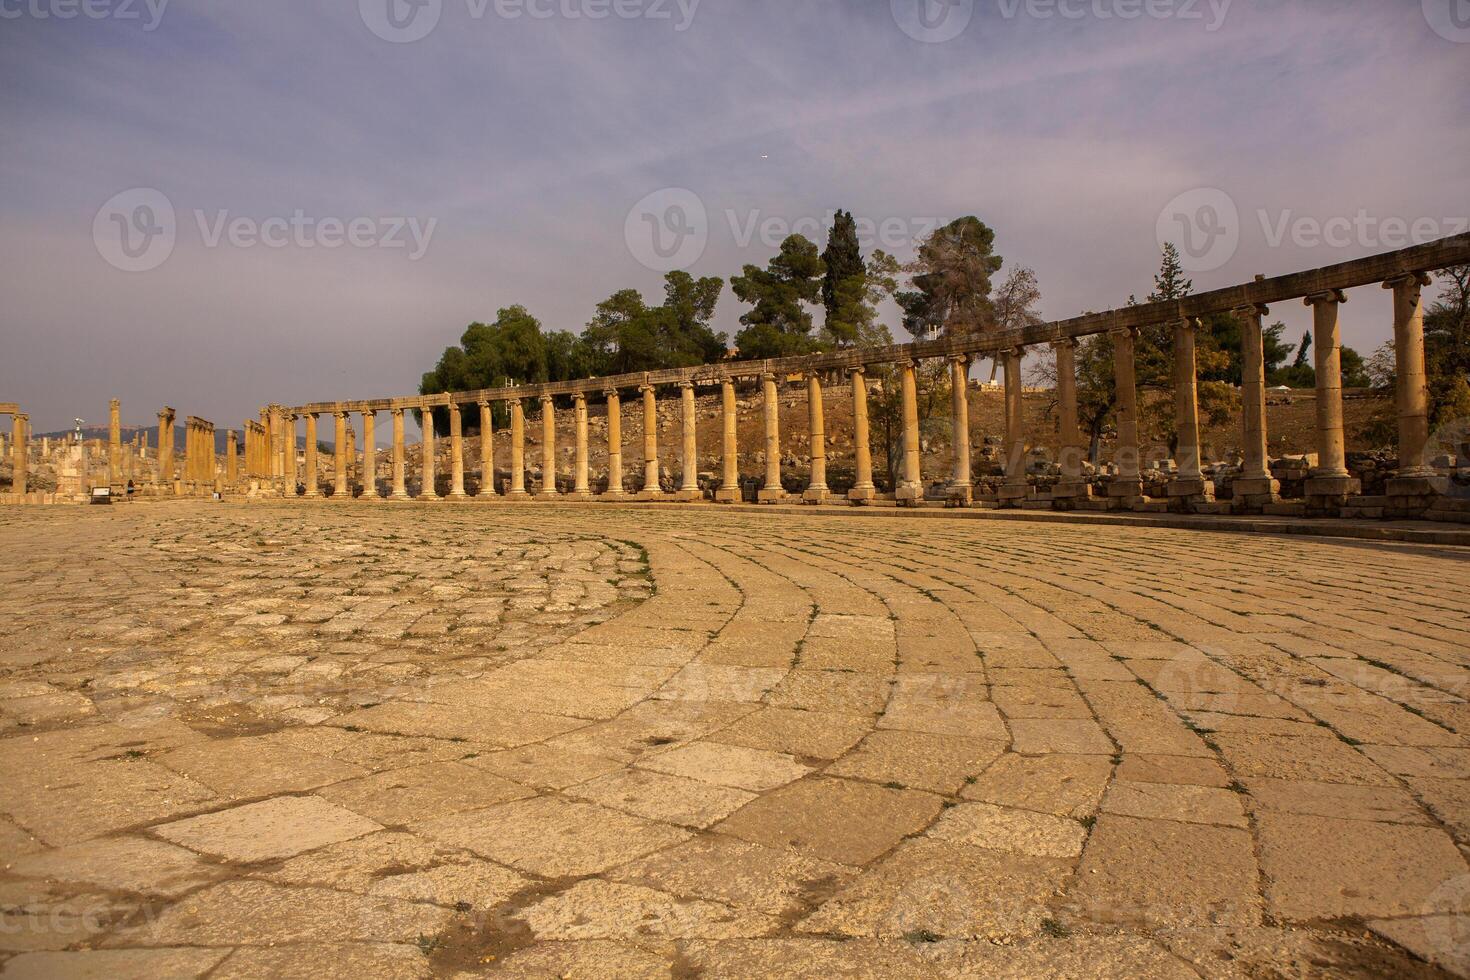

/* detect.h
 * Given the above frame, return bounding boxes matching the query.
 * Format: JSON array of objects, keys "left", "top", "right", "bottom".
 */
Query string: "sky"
[{"left": 2, "top": 0, "right": 1468, "bottom": 435}]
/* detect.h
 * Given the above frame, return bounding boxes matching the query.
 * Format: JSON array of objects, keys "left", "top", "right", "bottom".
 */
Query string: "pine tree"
[
  {"left": 1149, "top": 242, "right": 1193, "bottom": 302},
  {"left": 820, "top": 210, "right": 864, "bottom": 338}
]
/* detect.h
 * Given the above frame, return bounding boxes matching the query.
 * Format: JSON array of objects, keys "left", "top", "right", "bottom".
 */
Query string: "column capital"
[
  {"left": 849, "top": 365, "right": 867, "bottom": 377},
  {"left": 539, "top": 393, "right": 554, "bottom": 405},
  {"left": 948, "top": 353, "right": 971, "bottom": 366},
  {"left": 1382, "top": 271, "right": 1433, "bottom": 290},
  {"left": 573, "top": 392, "right": 587, "bottom": 405},
  {"left": 1108, "top": 325, "right": 1138, "bottom": 341},
  {"left": 678, "top": 380, "right": 695, "bottom": 391},
  {"left": 476, "top": 398, "right": 490, "bottom": 409},
  {"left": 1304, "top": 288, "right": 1347, "bottom": 307},
  {"left": 638, "top": 382, "right": 656, "bottom": 394},
  {"left": 1050, "top": 337, "right": 1077, "bottom": 352},
  {"left": 602, "top": 387, "right": 620, "bottom": 398},
  {"left": 360, "top": 407, "right": 375, "bottom": 417},
  {"left": 759, "top": 371, "right": 777, "bottom": 383},
  {"left": 1233, "top": 302, "right": 1270, "bottom": 319},
  {"left": 390, "top": 406, "right": 404, "bottom": 418},
  {"left": 1172, "top": 316, "right": 1202, "bottom": 332}
]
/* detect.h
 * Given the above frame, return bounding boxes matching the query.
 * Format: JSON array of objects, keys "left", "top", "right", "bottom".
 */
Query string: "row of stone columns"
[
  {"left": 275, "top": 271, "right": 1442, "bottom": 512},
  {"left": 8, "top": 413, "right": 27, "bottom": 496},
  {"left": 184, "top": 417, "right": 215, "bottom": 485},
  {"left": 156, "top": 407, "right": 175, "bottom": 486}
]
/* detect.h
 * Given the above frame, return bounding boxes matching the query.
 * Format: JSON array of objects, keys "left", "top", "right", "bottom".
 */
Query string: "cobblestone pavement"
[{"left": 1, "top": 502, "right": 1468, "bottom": 979}]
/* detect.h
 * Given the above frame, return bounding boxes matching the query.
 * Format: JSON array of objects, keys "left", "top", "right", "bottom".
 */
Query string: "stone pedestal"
[
  {"left": 1049, "top": 481, "right": 1094, "bottom": 510},
  {"left": 1383, "top": 475, "right": 1448, "bottom": 520},
  {"left": 946, "top": 483, "right": 973, "bottom": 507},
  {"left": 1166, "top": 476, "right": 1216, "bottom": 513},
  {"left": 1104, "top": 477, "right": 1145, "bottom": 510},
  {"left": 996, "top": 483, "right": 1028, "bottom": 507},
  {"left": 802, "top": 486, "right": 830, "bottom": 505},
  {"left": 1304, "top": 473, "right": 1361, "bottom": 516},
  {"left": 1231, "top": 476, "right": 1281, "bottom": 513},
  {"left": 714, "top": 485, "right": 742, "bottom": 504}
]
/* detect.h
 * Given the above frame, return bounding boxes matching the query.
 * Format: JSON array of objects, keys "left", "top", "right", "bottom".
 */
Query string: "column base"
[
  {"left": 636, "top": 489, "right": 667, "bottom": 501},
  {"left": 1048, "top": 481, "right": 1093, "bottom": 511},
  {"left": 505, "top": 489, "right": 531, "bottom": 502},
  {"left": 714, "top": 487, "right": 742, "bottom": 504},
  {"left": 757, "top": 487, "right": 787, "bottom": 504},
  {"left": 673, "top": 488, "right": 702, "bottom": 502},
  {"left": 802, "top": 486, "right": 830, "bottom": 505},
  {"left": 946, "top": 483, "right": 973, "bottom": 507},
  {"left": 1304, "top": 474, "right": 1361, "bottom": 517},
  {"left": 996, "top": 482, "right": 1028, "bottom": 509},
  {"left": 564, "top": 490, "right": 593, "bottom": 501},
  {"left": 602, "top": 488, "right": 627, "bottom": 499},
  {"left": 389, "top": 489, "right": 411, "bottom": 501},
  {"left": 1230, "top": 476, "right": 1280, "bottom": 514},
  {"left": 895, "top": 483, "right": 923, "bottom": 507},
  {"left": 847, "top": 485, "right": 876, "bottom": 506},
  {"left": 1167, "top": 476, "right": 1216, "bottom": 513},
  {"left": 1383, "top": 475, "right": 1449, "bottom": 519},
  {"left": 447, "top": 490, "right": 469, "bottom": 500},
  {"left": 537, "top": 489, "right": 560, "bottom": 499}
]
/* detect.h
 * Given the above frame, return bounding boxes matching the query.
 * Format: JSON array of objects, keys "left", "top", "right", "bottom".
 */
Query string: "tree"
[
  {"left": 820, "top": 211, "right": 865, "bottom": 343},
  {"left": 419, "top": 305, "right": 551, "bottom": 434},
  {"left": 1425, "top": 265, "right": 1470, "bottom": 430},
  {"left": 895, "top": 217, "right": 1004, "bottom": 340},
  {"left": 731, "top": 234, "right": 826, "bottom": 359},
  {"left": 1273, "top": 331, "right": 1316, "bottom": 388},
  {"left": 1152, "top": 243, "right": 1193, "bottom": 302},
  {"left": 580, "top": 272, "right": 727, "bottom": 376},
  {"left": 987, "top": 266, "right": 1043, "bottom": 380}
]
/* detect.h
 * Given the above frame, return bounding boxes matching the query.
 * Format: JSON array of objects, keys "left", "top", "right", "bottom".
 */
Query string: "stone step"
[
  {"left": 1262, "top": 502, "right": 1307, "bottom": 517},
  {"left": 1341, "top": 506, "right": 1385, "bottom": 520}
]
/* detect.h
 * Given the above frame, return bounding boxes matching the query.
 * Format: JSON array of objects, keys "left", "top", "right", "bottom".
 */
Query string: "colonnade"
[
  {"left": 184, "top": 417, "right": 216, "bottom": 486},
  {"left": 250, "top": 236, "right": 1464, "bottom": 518}
]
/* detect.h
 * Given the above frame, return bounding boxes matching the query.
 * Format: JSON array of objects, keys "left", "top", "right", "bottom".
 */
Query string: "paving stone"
[
  {"left": 0, "top": 948, "right": 231, "bottom": 979},
  {"left": 519, "top": 879, "right": 777, "bottom": 940},
  {"left": 713, "top": 776, "right": 943, "bottom": 866},
  {"left": 960, "top": 753, "right": 1114, "bottom": 817},
  {"left": 927, "top": 801, "right": 1088, "bottom": 858},
  {"left": 1101, "top": 781, "right": 1249, "bottom": 828},
  {"left": 611, "top": 834, "right": 853, "bottom": 916},
  {"left": 827, "top": 731, "right": 1006, "bottom": 794},
  {"left": 569, "top": 766, "right": 756, "bottom": 828},
  {"left": 6, "top": 836, "right": 217, "bottom": 897},
  {"left": 207, "top": 943, "right": 430, "bottom": 980},
  {"left": 710, "top": 707, "right": 872, "bottom": 759},
  {"left": 1072, "top": 814, "right": 1261, "bottom": 929},
  {"left": 797, "top": 837, "right": 1071, "bottom": 940},
  {"left": 316, "top": 761, "right": 533, "bottom": 825},
  {"left": 636, "top": 740, "right": 811, "bottom": 791},
  {"left": 1255, "top": 812, "right": 1469, "bottom": 921},
  {"left": 1007, "top": 717, "right": 1114, "bottom": 755},
  {"left": 152, "top": 795, "right": 381, "bottom": 862},
  {"left": 158, "top": 735, "right": 368, "bottom": 799},
  {"left": 414, "top": 795, "right": 689, "bottom": 876}
]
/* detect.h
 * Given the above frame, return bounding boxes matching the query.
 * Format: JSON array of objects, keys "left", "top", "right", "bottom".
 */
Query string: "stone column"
[
  {"left": 677, "top": 382, "right": 700, "bottom": 501},
  {"left": 1386, "top": 273, "right": 1435, "bottom": 479},
  {"left": 758, "top": 372, "right": 785, "bottom": 503},
  {"left": 1051, "top": 338, "right": 1091, "bottom": 505},
  {"left": 420, "top": 401, "right": 440, "bottom": 499},
  {"left": 715, "top": 379, "right": 741, "bottom": 503},
  {"left": 478, "top": 401, "right": 495, "bottom": 495},
  {"left": 998, "top": 347, "right": 1029, "bottom": 507},
  {"left": 362, "top": 411, "right": 377, "bottom": 500},
  {"left": 108, "top": 398, "right": 121, "bottom": 488},
  {"left": 298, "top": 415, "right": 316, "bottom": 496},
  {"left": 947, "top": 356, "right": 972, "bottom": 506},
  {"left": 569, "top": 393, "right": 591, "bottom": 500},
  {"left": 1303, "top": 289, "right": 1359, "bottom": 511},
  {"left": 1107, "top": 328, "right": 1144, "bottom": 505},
  {"left": 1383, "top": 272, "right": 1444, "bottom": 517},
  {"left": 448, "top": 401, "right": 467, "bottom": 498},
  {"left": 13, "top": 414, "right": 27, "bottom": 496},
  {"left": 334, "top": 411, "right": 349, "bottom": 497},
  {"left": 508, "top": 398, "right": 529, "bottom": 499},
  {"left": 1232, "top": 303, "right": 1280, "bottom": 511},
  {"left": 390, "top": 408, "right": 410, "bottom": 500},
  {"left": 539, "top": 395, "right": 559, "bottom": 497},
  {"left": 158, "top": 408, "right": 175, "bottom": 487},
  {"left": 226, "top": 429, "right": 238, "bottom": 487},
  {"left": 604, "top": 389, "right": 625, "bottom": 496},
  {"left": 848, "top": 367, "right": 876, "bottom": 505},
  {"left": 281, "top": 411, "right": 296, "bottom": 496},
  {"left": 803, "top": 373, "right": 829, "bottom": 504},
  {"left": 896, "top": 360, "right": 923, "bottom": 505},
  {"left": 1168, "top": 318, "right": 1214, "bottom": 509},
  {"left": 637, "top": 384, "right": 663, "bottom": 499}
]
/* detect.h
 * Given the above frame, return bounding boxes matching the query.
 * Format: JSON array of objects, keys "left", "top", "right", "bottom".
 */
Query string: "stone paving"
[{"left": 0, "top": 502, "right": 1467, "bottom": 979}]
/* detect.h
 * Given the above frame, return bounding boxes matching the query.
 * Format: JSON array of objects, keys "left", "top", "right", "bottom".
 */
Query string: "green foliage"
[
  {"left": 1426, "top": 265, "right": 1470, "bottom": 428},
  {"left": 732, "top": 234, "right": 826, "bottom": 358},
  {"left": 419, "top": 305, "right": 554, "bottom": 434},
  {"left": 820, "top": 210, "right": 865, "bottom": 334},
  {"left": 581, "top": 272, "right": 727, "bottom": 375},
  {"left": 1150, "top": 243, "right": 1193, "bottom": 301},
  {"left": 822, "top": 250, "right": 902, "bottom": 350},
  {"left": 896, "top": 216, "right": 1003, "bottom": 339}
]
